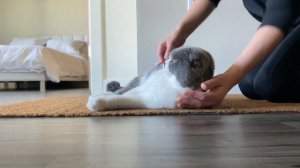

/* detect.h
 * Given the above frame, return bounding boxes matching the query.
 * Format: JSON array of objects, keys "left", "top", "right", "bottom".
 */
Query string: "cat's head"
[{"left": 166, "top": 47, "right": 214, "bottom": 90}]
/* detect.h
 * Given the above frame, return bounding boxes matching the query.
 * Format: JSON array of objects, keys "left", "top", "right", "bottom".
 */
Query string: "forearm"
[
  {"left": 225, "top": 25, "right": 284, "bottom": 87},
  {"left": 176, "top": 0, "right": 216, "bottom": 39}
]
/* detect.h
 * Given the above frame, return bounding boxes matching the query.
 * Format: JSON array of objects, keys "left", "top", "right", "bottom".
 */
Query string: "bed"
[{"left": 0, "top": 35, "right": 89, "bottom": 92}]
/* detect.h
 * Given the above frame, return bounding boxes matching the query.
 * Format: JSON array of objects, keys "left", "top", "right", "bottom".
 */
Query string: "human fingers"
[
  {"left": 177, "top": 89, "right": 207, "bottom": 108},
  {"left": 177, "top": 89, "right": 222, "bottom": 108},
  {"left": 177, "top": 94, "right": 205, "bottom": 108},
  {"left": 158, "top": 42, "right": 167, "bottom": 63},
  {"left": 163, "top": 45, "right": 173, "bottom": 61},
  {"left": 201, "top": 74, "right": 223, "bottom": 91}
]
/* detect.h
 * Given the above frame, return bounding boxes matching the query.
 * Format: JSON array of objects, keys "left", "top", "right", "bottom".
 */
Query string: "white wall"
[
  {"left": 0, "top": 4, "right": 3, "bottom": 36},
  {"left": 43, "top": 0, "right": 88, "bottom": 35},
  {"left": 137, "top": 0, "right": 260, "bottom": 93},
  {"left": 104, "top": 0, "right": 137, "bottom": 81},
  {"left": 0, "top": 0, "right": 88, "bottom": 44},
  {"left": 137, "top": 0, "right": 187, "bottom": 75},
  {"left": 0, "top": 0, "right": 43, "bottom": 43}
]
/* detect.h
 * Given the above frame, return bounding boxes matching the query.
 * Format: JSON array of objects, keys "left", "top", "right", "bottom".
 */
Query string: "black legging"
[{"left": 238, "top": 23, "right": 300, "bottom": 102}]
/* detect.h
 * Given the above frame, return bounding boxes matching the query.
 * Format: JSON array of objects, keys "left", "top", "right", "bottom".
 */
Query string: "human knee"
[
  {"left": 252, "top": 76, "right": 291, "bottom": 102},
  {"left": 238, "top": 77, "right": 262, "bottom": 100}
]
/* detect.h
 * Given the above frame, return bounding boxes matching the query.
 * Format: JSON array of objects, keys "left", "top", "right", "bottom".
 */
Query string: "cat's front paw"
[{"left": 87, "top": 95, "right": 106, "bottom": 112}]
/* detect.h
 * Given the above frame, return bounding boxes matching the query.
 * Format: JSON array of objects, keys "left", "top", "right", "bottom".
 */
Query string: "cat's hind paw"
[
  {"left": 87, "top": 95, "right": 106, "bottom": 112},
  {"left": 106, "top": 81, "right": 121, "bottom": 92}
]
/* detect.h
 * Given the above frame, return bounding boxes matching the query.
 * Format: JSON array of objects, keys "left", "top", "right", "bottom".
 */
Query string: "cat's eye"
[
  {"left": 171, "top": 59, "right": 177, "bottom": 64},
  {"left": 190, "top": 60, "right": 198, "bottom": 67}
]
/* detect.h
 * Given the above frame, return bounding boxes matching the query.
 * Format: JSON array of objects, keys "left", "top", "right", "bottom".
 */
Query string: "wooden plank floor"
[{"left": 0, "top": 113, "right": 299, "bottom": 168}]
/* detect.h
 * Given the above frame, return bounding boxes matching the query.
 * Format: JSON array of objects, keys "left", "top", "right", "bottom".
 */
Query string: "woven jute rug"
[{"left": 0, "top": 94, "right": 300, "bottom": 117}]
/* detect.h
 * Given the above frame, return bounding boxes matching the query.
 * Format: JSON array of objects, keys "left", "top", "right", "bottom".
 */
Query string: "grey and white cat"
[{"left": 87, "top": 47, "right": 214, "bottom": 111}]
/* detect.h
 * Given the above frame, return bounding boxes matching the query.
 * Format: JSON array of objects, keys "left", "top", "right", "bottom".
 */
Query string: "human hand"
[
  {"left": 176, "top": 74, "right": 233, "bottom": 108},
  {"left": 157, "top": 30, "right": 186, "bottom": 63}
]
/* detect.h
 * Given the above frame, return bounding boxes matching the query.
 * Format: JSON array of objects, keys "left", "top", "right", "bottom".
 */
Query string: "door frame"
[{"left": 88, "top": 0, "right": 106, "bottom": 95}]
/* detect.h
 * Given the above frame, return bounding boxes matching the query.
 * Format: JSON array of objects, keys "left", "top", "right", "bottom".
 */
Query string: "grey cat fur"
[{"left": 106, "top": 81, "right": 121, "bottom": 92}]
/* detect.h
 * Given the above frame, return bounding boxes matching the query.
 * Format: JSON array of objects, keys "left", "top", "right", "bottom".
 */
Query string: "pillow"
[
  {"left": 36, "top": 37, "right": 50, "bottom": 46},
  {"left": 46, "top": 39, "right": 86, "bottom": 55},
  {"left": 10, "top": 38, "right": 36, "bottom": 46},
  {"left": 10, "top": 37, "right": 49, "bottom": 46}
]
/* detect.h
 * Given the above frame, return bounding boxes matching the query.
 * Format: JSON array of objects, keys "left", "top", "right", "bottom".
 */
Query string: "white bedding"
[{"left": 0, "top": 45, "right": 87, "bottom": 82}]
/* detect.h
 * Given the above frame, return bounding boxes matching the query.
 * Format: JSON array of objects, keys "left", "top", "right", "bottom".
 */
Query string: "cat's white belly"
[{"left": 124, "top": 70, "right": 184, "bottom": 109}]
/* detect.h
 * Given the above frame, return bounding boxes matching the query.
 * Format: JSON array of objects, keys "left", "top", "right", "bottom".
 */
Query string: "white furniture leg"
[{"left": 40, "top": 80, "right": 46, "bottom": 92}]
